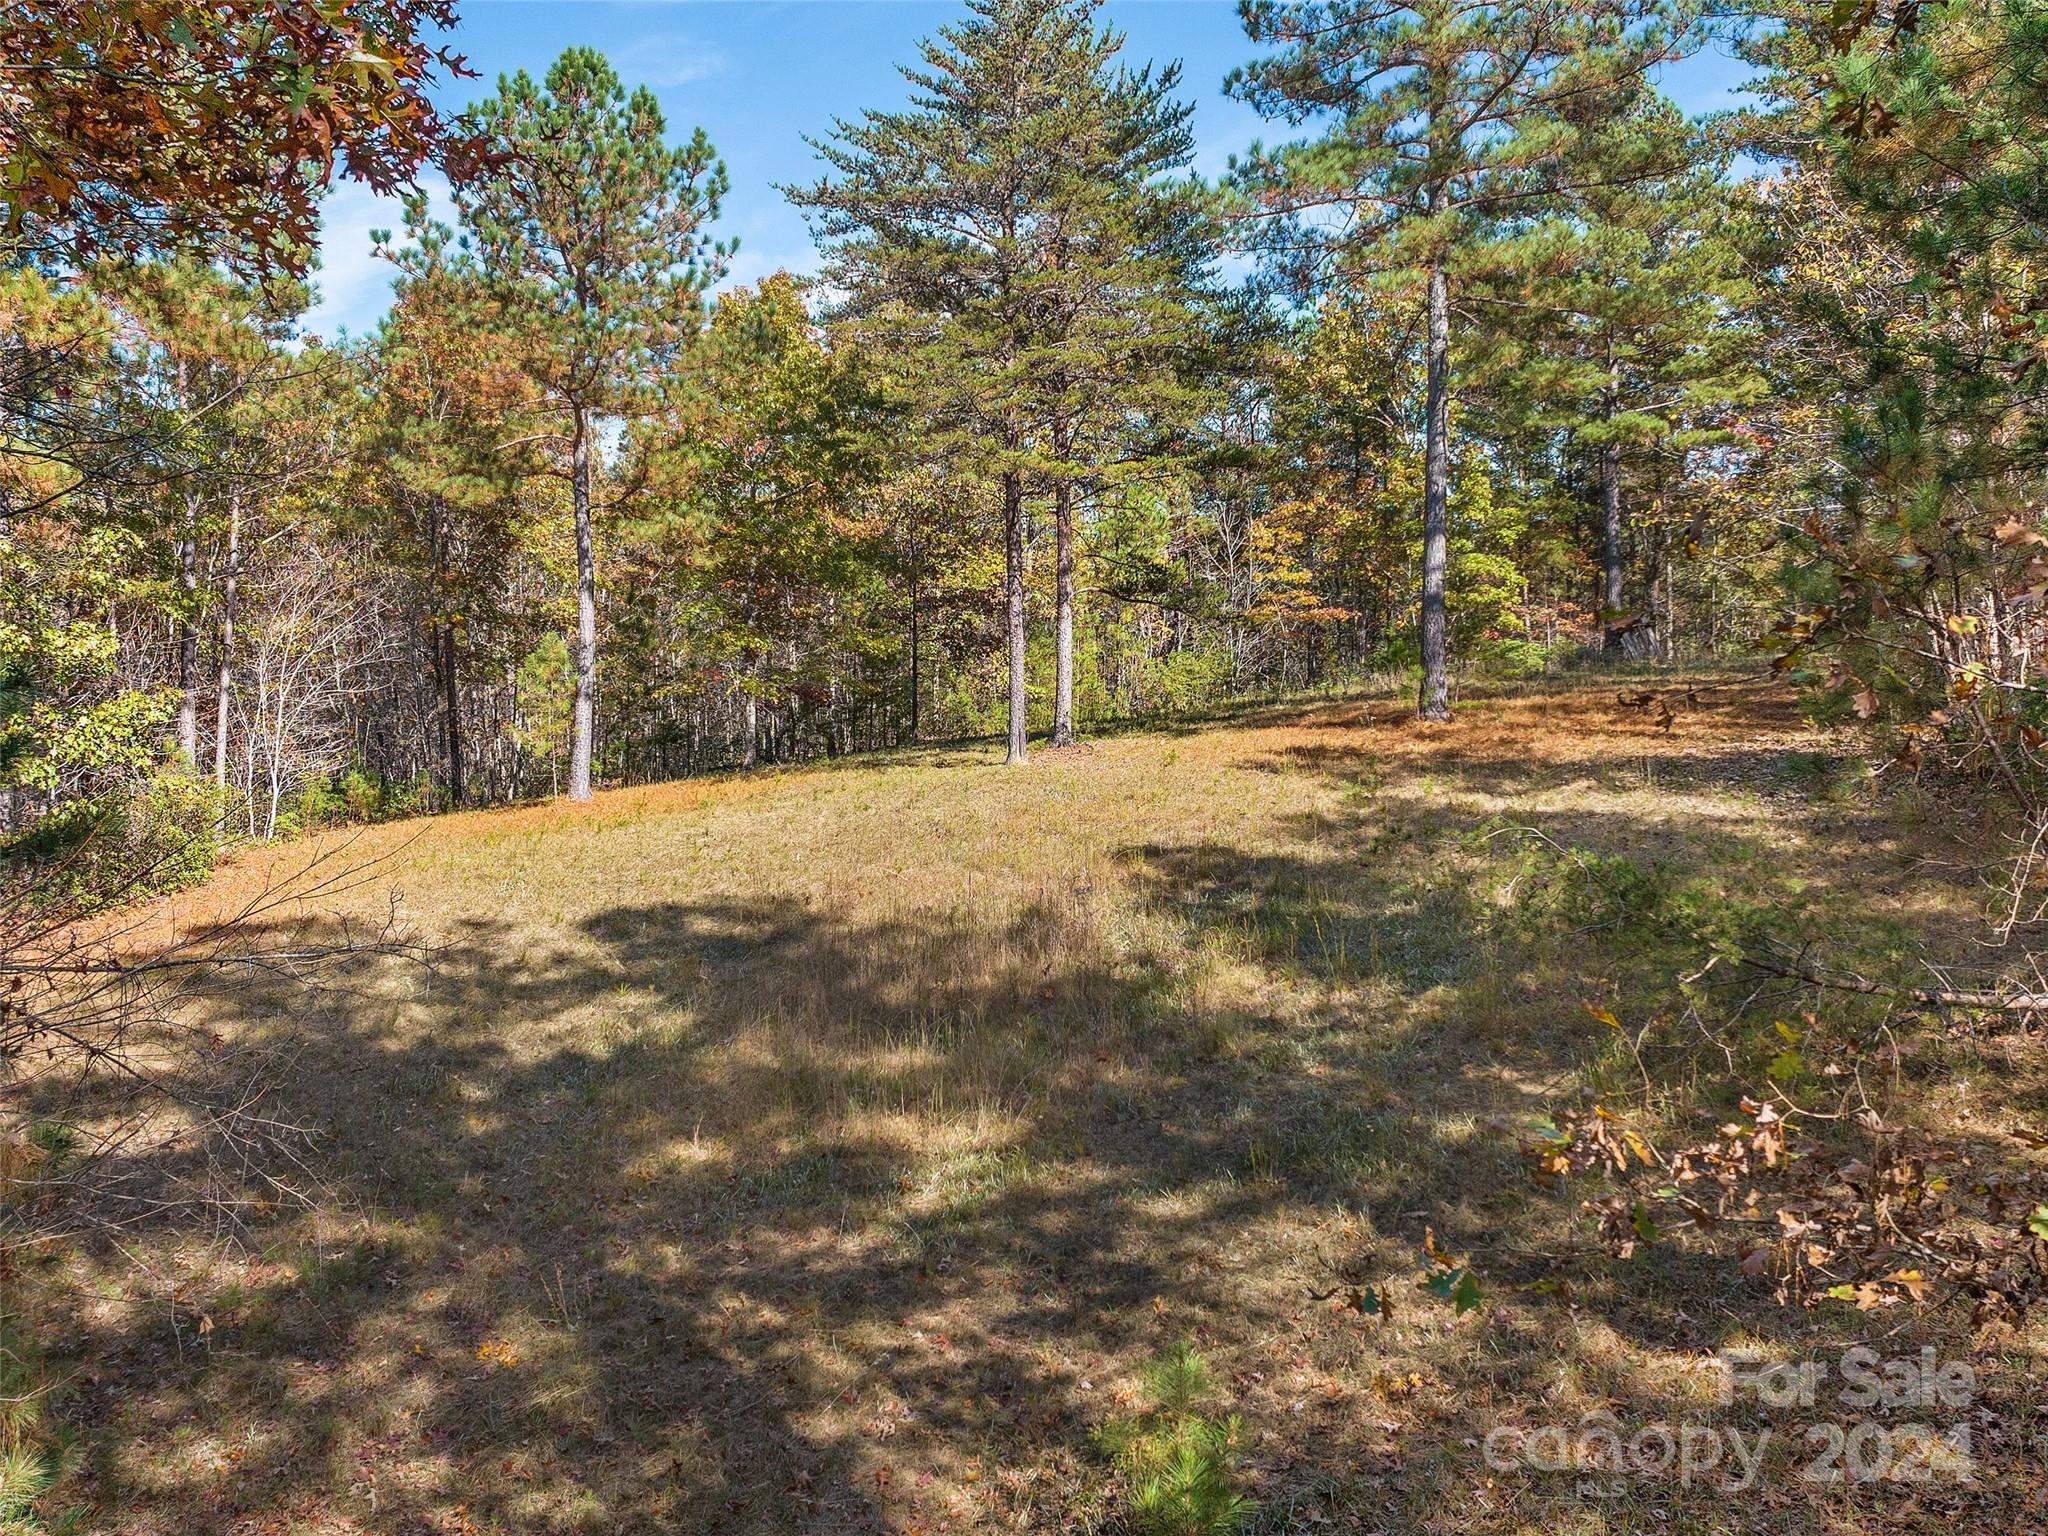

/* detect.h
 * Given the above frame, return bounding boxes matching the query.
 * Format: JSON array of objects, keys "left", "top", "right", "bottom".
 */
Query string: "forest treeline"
[{"left": 4, "top": 0, "right": 2045, "bottom": 889}]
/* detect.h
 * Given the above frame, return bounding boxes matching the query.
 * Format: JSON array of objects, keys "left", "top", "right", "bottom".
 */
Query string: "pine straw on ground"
[{"left": 26, "top": 670, "right": 2048, "bottom": 1533}]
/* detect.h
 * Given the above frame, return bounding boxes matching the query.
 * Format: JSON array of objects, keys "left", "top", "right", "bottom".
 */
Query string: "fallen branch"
[{"left": 1738, "top": 941, "right": 2048, "bottom": 1014}]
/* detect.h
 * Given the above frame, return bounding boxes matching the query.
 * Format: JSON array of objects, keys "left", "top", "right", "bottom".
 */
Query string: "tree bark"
[
  {"left": 907, "top": 575, "right": 921, "bottom": 744},
  {"left": 742, "top": 666, "right": 759, "bottom": 769},
  {"left": 1052, "top": 476, "right": 1076, "bottom": 747},
  {"left": 440, "top": 620, "right": 464, "bottom": 807},
  {"left": 211, "top": 488, "right": 240, "bottom": 786},
  {"left": 426, "top": 497, "right": 464, "bottom": 807},
  {"left": 905, "top": 515, "right": 922, "bottom": 745},
  {"left": 175, "top": 501, "right": 200, "bottom": 766},
  {"left": 568, "top": 410, "right": 597, "bottom": 801},
  {"left": 1418, "top": 258, "right": 1452, "bottom": 722},
  {"left": 1601, "top": 437, "right": 1626, "bottom": 653},
  {"left": 1663, "top": 537, "right": 1676, "bottom": 663},
  {"left": 1003, "top": 467, "right": 1028, "bottom": 765}
]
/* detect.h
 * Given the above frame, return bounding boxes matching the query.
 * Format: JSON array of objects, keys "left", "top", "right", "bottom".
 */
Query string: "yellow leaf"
[{"left": 1885, "top": 1268, "right": 1931, "bottom": 1303}]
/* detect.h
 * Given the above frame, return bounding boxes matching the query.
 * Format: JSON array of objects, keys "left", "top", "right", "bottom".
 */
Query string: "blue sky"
[{"left": 302, "top": 1, "right": 1764, "bottom": 340}]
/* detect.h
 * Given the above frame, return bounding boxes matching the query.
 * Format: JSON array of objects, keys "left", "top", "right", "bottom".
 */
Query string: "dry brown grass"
[{"left": 25, "top": 670, "right": 2048, "bottom": 1534}]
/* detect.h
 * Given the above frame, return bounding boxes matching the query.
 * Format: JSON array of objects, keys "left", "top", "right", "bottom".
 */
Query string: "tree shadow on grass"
[
  {"left": 54, "top": 890, "right": 1343, "bottom": 1531},
  {"left": 41, "top": 687, "right": 2036, "bottom": 1534},
  {"left": 1096, "top": 735, "right": 2041, "bottom": 1529}
]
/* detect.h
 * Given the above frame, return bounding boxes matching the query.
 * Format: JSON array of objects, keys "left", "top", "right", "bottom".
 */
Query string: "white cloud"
[
  {"left": 299, "top": 171, "right": 454, "bottom": 343},
  {"left": 612, "top": 32, "right": 726, "bottom": 89}
]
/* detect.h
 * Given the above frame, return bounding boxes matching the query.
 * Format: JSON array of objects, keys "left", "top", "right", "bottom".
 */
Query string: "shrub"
[
  {"left": 127, "top": 770, "right": 227, "bottom": 886},
  {"left": 339, "top": 765, "right": 384, "bottom": 822},
  {"left": 2, "top": 769, "right": 226, "bottom": 912},
  {"left": 1469, "top": 636, "right": 1556, "bottom": 677},
  {"left": 281, "top": 775, "right": 349, "bottom": 839}
]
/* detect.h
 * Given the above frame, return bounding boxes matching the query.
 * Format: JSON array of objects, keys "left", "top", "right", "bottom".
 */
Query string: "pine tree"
[
  {"left": 513, "top": 632, "right": 576, "bottom": 798},
  {"left": 789, "top": 0, "right": 1207, "bottom": 762},
  {"left": 1033, "top": 32, "right": 1211, "bottom": 747},
  {"left": 452, "top": 49, "right": 729, "bottom": 800},
  {"left": 1473, "top": 93, "right": 1762, "bottom": 651},
  {"left": 1741, "top": 1, "right": 2048, "bottom": 792},
  {"left": 368, "top": 204, "right": 542, "bottom": 807},
  {"left": 1230, "top": 0, "right": 1691, "bottom": 717}
]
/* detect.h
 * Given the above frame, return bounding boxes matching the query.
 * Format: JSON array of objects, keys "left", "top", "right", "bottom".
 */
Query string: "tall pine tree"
[
  {"left": 1473, "top": 93, "right": 1761, "bottom": 650},
  {"left": 790, "top": 0, "right": 1207, "bottom": 762},
  {"left": 451, "top": 49, "right": 728, "bottom": 800},
  {"left": 1033, "top": 36, "right": 1211, "bottom": 747},
  {"left": 1229, "top": 0, "right": 1690, "bottom": 717}
]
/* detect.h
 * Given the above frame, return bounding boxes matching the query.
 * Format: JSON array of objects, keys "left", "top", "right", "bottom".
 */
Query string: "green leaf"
[
  {"left": 1450, "top": 1269, "right": 1483, "bottom": 1315},
  {"left": 1632, "top": 1201, "right": 1660, "bottom": 1245},
  {"left": 1424, "top": 1266, "right": 1483, "bottom": 1314}
]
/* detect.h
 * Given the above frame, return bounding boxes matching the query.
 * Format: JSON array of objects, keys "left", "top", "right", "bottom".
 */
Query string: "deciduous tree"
[{"left": 1, "top": 0, "right": 467, "bottom": 273}]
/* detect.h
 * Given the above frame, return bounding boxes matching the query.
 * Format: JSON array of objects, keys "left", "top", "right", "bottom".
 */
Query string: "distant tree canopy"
[{"left": 2, "top": 0, "right": 2045, "bottom": 862}]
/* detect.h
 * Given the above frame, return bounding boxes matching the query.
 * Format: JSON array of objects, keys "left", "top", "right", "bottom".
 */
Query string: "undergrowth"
[{"left": 1096, "top": 1341, "right": 1254, "bottom": 1536}]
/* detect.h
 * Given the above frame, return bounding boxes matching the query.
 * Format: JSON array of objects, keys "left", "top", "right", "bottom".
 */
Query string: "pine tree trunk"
[
  {"left": 1601, "top": 438, "right": 1626, "bottom": 653},
  {"left": 1052, "top": 476, "right": 1076, "bottom": 747},
  {"left": 176, "top": 506, "right": 200, "bottom": 766},
  {"left": 1003, "top": 467, "right": 1028, "bottom": 765},
  {"left": 212, "top": 488, "right": 240, "bottom": 786},
  {"left": 1418, "top": 259, "right": 1452, "bottom": 722},
  {"left": 742, "top": 670, "right": 759, "bottom": 769},
  {"left": 430, "top": 497, "right": 465, "bottom": 806},
  {"left": 568, "top": 411, "right": 597, "bottom": 802},
  {"left": 440, "top": 622, "right": 464, "bottom": 806}
]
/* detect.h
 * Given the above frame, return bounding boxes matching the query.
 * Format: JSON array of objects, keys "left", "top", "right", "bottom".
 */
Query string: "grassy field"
[{"left": 29, "top": 671, "right": 2048, "bottom": 1533}]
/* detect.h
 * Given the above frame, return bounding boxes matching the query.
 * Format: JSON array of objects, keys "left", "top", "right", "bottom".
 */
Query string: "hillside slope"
[{"left": 43, "top": 675, "right": 2046, "bottom": 1534}]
